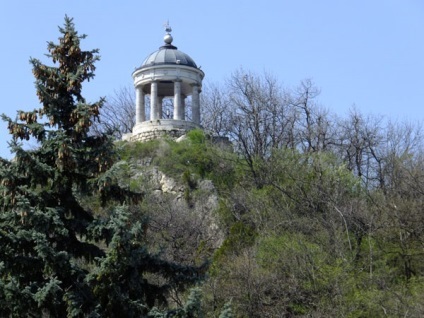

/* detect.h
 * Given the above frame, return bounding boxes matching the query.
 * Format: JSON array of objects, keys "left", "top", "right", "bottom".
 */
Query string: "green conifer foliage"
[
  {"left": 0, "top": 16, "right": 204, "bottom": 317},
  {"left": 0, "top": 16, "right": 109, "bottom": 317}
]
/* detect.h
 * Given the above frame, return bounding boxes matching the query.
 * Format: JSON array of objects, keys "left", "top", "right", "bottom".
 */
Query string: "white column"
[
  {"left": 157, "top": 96, "right": 164, "bottom": 119},
  {"left": 192, "top": 84, "right": 200, "bottom": 125},
  {"left": 173, "top": 81, "right": 182, "bottom": 120},
  {"left": 181, "top": 95, "right": 186, "bottom": 120},
  {"left": 150, "top": 81, "right": 158, "bottom": 120},
  {"left": 135, "top": 86, "right": 145, "bottom": 124}
]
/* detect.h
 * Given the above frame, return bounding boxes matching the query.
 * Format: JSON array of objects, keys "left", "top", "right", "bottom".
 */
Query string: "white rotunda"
[{"left": 124, "top": 24, "right": 205, "bottom": 142}]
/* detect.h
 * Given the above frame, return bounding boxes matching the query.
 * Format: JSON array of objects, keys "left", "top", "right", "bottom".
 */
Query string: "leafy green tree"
[{"left": 0, "top": 16, "right": 204, "bottom": 317}]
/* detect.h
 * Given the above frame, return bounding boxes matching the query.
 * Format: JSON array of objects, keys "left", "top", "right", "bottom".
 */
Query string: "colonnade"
[{"left": 135, "top": 81, "right": 201, "bottom": 125}]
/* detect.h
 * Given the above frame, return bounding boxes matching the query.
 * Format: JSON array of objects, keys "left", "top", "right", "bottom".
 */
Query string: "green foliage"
[
  {"left": 198, "top": 143, "right": 424, "bottom": 316},
  {"left": 182, "top": 169, "right": 197, "bottom": 190},
  {"left": 118, "top": 130, "right": 238, "bottom": 194},
  {"left": 113, "top": 136, "right": 424, "bottom": 316},
  {"left": 218, "top": 301, "right": 234, "bottom": 318},
  {"left": 0, "top": 16, "right": 110, "bottom": 316},
  {"left": 213, "top": 221, "right": 257, "bottom": 266},
  {"left": 116, "top": 139, "right": 161, "bottom": 162},
  {"left": 186, "top": 128, "right": 206, "bottom": 144}
]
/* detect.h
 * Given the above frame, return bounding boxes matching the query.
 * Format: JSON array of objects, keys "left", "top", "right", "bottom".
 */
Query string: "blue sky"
[{"left": 0, "top": 0, "right": 423, "bottom": 159}]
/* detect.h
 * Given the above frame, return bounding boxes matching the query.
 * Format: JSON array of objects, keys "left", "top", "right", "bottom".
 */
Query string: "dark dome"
[{"left": 140, "top": 43, "right": 198, "bottom": 69}]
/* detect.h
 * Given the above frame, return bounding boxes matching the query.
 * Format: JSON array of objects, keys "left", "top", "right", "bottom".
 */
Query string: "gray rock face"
[
  {"left": 130, "top": 161, "right": 224, "bottom": 250},
  {"left": 140, "top": 166, "right": 184, "bottom": 195}
]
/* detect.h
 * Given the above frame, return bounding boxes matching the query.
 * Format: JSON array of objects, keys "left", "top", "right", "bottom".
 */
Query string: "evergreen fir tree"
[{"left": 0, "top": 16, "right": 204, "bottom": 317}]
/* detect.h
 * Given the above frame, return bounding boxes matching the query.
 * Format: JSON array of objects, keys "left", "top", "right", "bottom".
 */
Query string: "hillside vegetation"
[{"left": 115, "top": 127, "right": 424, "bottom": 317}]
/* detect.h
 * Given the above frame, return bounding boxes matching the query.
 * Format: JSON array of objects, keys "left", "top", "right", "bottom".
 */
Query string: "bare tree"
[
  {"left": 219, "top": 68, "right": 293, "bottom": 187},
  {"left": 334, "top": 107, "right": 385, "bottom": 188},
  {"left": 289, "top": 79, "right": 335, "bottom": 152},
  {"left": 227, "top": 68, "right": 287, "bottom": 159},
  {"left": 200, "top": 82, "right": 232, "bottom": 137},
  {"left": 378, "top": 119, "right": 424, "bottom": 194},
  {"left": 91, "top": 85, "right": 135, "bottom": 139}
]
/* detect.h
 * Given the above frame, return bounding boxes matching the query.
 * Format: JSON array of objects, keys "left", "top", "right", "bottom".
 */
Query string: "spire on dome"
[
  {"left": 164, "top": 20, "right": 172, "bottom": 34},
  {"left": 164, "top": 20, "right": 173, "bottom": 45}
]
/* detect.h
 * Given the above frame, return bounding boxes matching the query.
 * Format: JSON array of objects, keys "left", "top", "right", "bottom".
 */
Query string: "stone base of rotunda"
[{"left": 123, "top": 119, "right": 201, "bottom": 143}]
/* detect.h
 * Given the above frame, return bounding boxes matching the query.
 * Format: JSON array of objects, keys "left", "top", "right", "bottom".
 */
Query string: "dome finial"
[
  {"left": 163, "top": 20, "right": 173, "bottom": 45},
  {"left": 164, "top": 20, "right": 172, "bottom": 34}
]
